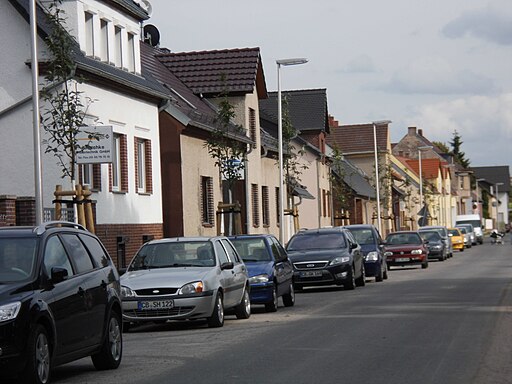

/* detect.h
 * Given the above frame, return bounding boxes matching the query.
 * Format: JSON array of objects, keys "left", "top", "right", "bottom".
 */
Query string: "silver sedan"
[{"left": 120, "top": 236, "right": 250, "bottom": 329}]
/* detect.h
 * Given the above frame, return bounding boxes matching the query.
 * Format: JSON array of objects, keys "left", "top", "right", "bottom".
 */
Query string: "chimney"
[
  {"left": 328, "top": 115, "right": 339, "bottom": 128},
  {"left": 408, "top": 126, "right": 417, "bottom": 136},
  {"left": 418, "top": 129, "right": 423, "bottom": 137}
]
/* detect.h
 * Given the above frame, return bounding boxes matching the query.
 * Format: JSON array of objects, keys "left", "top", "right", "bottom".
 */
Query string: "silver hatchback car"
[{"left": 120, "top": 236, "right": 250, "bottom": 329}]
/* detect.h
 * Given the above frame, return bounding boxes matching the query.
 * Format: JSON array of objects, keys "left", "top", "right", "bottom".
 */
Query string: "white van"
[{"left": 455, "top": 214, "right": 483, "bottom": 244}]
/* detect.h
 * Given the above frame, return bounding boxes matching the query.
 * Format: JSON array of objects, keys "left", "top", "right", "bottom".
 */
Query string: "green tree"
[
  {"left": 40, "top": 1, "right": 99, "bottom": 183},
  {"left": 449, "top": 130, "right": 470, "bottom": 168},
  {"left": 432, "top": 141, "right": 449, "bottom": 154},
  {"left": 205, "top": 88, "right": 246, "bottom": 192}
]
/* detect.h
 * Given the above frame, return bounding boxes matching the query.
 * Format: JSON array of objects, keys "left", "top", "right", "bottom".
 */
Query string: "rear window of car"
[
  {"left": 419, "top": 231, "right": 441, "bottom": 242},
  {"left": 287, "top": 232, "right": 347, "bottom": 251},
  {"left": 448, "top": 229, "right": 461, "bottom": 236}
]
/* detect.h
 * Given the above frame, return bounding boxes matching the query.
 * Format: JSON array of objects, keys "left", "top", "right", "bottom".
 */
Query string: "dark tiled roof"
[
  {"left": 327, "top": 123, "right": 388, "bottom": 154},
  {"left": 156, "top": 48, "right": 268, "bottom": 98},
  {"left": 471, "top": 166, "right": 510, "bottom": 192},
  {"left": 108, "top": 0, "right": 149, "bottom": 20},
  {"left": 259, "top": 89, "right": 329, "bottom": 133},
  {"left": 140, "top": 43, "right": 253, "bottom": 145}
]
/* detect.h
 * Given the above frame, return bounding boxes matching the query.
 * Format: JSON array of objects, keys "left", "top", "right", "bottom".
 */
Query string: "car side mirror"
[
  {"left": 220, "top": 261, "right": 234, "bottom": 270},
  {"left": 350, "top": 243, "right": 358, "bottom": 250},
  {"left": 51, "top": 267, "right": 68, "bottom": 284}
]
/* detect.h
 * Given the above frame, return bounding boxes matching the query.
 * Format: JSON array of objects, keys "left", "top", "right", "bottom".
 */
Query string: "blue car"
[
  {"left": 229, "top": 234, "right": 295, "bottom": 312},
  {"left": 344, "top": 224, "right": 388, "bottom": 282}
]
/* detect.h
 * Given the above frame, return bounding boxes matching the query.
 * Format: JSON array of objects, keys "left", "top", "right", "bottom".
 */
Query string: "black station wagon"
[{"left": 0, "top": 222, "right": 123, "bottom": 384}]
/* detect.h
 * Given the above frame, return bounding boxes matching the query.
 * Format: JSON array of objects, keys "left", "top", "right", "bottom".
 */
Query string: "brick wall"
[
  {"left": 16, "top": 197, "right": 35, "bottom": 226},
  {"left": 0, "top": 195, "right": 17, "bottom": 226},
  {"left": 95, "top": 223, "right": 163, "bottom": 268}
]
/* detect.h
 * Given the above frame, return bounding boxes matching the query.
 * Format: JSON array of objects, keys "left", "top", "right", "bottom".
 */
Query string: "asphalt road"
[{"left": 46, "top": 240, "right": 512, "bottom": 384}]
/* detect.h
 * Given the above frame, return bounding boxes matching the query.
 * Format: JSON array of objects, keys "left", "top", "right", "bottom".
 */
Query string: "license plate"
[
  {"left": 137, "top": 300, "right": 174, "bottom": 310},
  {"left": 300, "top": 270, "right": 322, "bottom": 278},
  {"left": 396, "top": 258, "right": 410, "bottom": 262}
]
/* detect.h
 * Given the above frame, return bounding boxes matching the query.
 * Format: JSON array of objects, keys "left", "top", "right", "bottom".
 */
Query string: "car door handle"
[{"left": 77, "top": 287, "right": 85, "bottom": 296}]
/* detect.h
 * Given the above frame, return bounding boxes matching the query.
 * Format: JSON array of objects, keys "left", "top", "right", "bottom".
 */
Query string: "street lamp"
[
  {"left": 475, "top": 178, "right": 485, "bottom": 215},
  {"left": 418, "top": 145, "right": 433, "bottom": 226},
  {"left": 372, "top": 120, "right": 391, "bottom": 235},
  {"left": 495, "top": 182, "right": 504, "bottom": 229},
  {"left": 277, "top": 58, "right": 308, "bottom": 244}
]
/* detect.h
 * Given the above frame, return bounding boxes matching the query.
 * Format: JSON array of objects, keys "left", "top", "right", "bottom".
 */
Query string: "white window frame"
[
  {"left": 137, "top": 139, "right": 146, "bottom": 193},
  {"left": 112, "top": 134, "right": 121, "bottom": 191}
]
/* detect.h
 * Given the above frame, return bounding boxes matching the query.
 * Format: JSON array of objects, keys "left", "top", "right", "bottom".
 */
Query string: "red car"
[{"left": 383, "top": 231, "right": 429, "bottom": 270}]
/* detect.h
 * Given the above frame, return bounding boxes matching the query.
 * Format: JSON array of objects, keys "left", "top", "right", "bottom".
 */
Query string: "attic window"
[{"left": 249, "top": 108, "right": 256, "bottom": 148}]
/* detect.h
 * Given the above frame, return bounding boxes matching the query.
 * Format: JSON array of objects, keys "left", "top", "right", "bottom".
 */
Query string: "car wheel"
[
  {"left": 376, "top": 264, "right": 384, "bottom": 282},
  {"left": 91, "top": 310, "right": 122, "bottom": 370},
  {"left": 421, "top": 260, "right": 429, "bottom": 269},
  {"left": 20, "top": 324, "right": 51, "bottom": 384},
  {"left": 344, "top": 266, "right": 356, "bottom": 290},
  {"left": 294, "top": 283, "right": 303, "bottom": 292},
  {"left": 207, "top": 292, "right": 224, "bottom": 328},
  {"left": 282, "top": 282, "right": 295, "bottom": 307},
  {"left": 265, "top": 286, "right": 278, "bottom": 312},
  {"left": 383, "top": 268, "right": 389, "bottom": 280},
  {"left": 235, "top": 288, "right": 251, "bottom": 319},
  {"left": 460, "top": 248, "right": 464, "bottom": 252},
  {"left": 355, "top": 264, "right": 366, "bottom": 287}
]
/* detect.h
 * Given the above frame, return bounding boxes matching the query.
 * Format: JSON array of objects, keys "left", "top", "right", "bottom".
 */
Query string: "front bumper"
[
  {"left": 0, "top": 320, "right": 28, "bottom": 376},
  {"left": 122, "top": 290, "right": 215, "bottom": 322},
  {"left": 387, "top": 254, "right": 426, "bottom": 267},
  {"left": 427, "top": 249, "right": 444, "bottom": 259},
  {"left": 364, "top": 261, "right": 380, "bottom": 277},
  {"left": 249, "top": 283, "right": 274, "bottom": 304},
  {"left": 293, "top": 263, "right": 351, "bottom": 287}
]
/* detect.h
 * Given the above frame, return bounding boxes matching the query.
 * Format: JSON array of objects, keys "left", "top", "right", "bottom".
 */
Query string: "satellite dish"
[{"left": 143, "top": 24, "right": 160, "bottom": 47}]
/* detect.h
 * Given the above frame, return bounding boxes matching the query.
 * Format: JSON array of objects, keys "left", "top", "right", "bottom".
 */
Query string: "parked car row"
[{"left": 0, "top": 221, "right": 474, "bottom": 383}]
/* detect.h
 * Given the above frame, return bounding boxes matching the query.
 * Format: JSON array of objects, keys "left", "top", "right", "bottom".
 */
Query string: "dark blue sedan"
[
  {"left": 229, "top": 234, "right": 295, "bottom": 312},
  {"left": 344, "top": 224, "right": 388, "bottom": 282}
]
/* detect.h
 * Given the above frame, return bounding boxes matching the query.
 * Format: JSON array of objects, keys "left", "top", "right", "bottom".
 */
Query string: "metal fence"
[{"left": 43, "top": 207, "right": 75, "bottom": 222}]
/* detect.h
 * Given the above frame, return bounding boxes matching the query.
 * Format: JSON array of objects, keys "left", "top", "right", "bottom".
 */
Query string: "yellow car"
[{"left": 448, "top": 228, "right": 465, "bottom": 252}]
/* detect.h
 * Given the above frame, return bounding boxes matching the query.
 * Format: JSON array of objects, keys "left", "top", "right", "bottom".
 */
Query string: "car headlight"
[
  {"left": 178, "top": 281, "right": 204, "bottom": 295},
  {"left": 249, "top": 274, "right": 269, "bottom": 284},
  {"left": 411, "top": 249, "right": 423, "bottom": 255},
  {"left": 0, "top": 302, "right": 21, "bottom": 322},
  {"left": 384, "top": 251, "right": 393, "bottom": 257},
  {"left": 365, "top": 251, "right": 379, "bottom": 261},
  {"left": 121, "top": 286, "right": 136, "bottom": 298},
  {"left": 330, "top": 256, "right": 350, "bottom": 265}
]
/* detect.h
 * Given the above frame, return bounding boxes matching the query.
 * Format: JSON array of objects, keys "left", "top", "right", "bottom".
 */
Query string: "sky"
[{"left": 146, "top": 0, "right": 512, "bottom": 168}]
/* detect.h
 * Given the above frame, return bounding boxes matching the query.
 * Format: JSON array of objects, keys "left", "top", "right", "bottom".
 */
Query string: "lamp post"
[
  {"left": 277, "top": 58, "right": 308, "bottom": 244},
  {"left": 372, "top": 120, "right": 391, "bottom": 235},
  {"left": 495, "top": 182, "right": 504, "bottom": 229},
  {"left": 475, "top": 178, "right": 485, "bottom": 215},
  {"left": 417, "top": 145, "right": 433, "bottom": 226}
]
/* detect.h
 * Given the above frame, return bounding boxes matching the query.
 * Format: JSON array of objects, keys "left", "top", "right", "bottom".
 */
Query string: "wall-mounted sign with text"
[{"left": 76, "top": 125, "right": 114, "bottom": 164}]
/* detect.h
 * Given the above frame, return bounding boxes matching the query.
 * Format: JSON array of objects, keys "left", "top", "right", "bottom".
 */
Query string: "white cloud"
[
  {"left": 442, "top": 4, "right": 512, "bottom": 45},
  {"left": 378, "top": 57, "right": 496, "bottom": 95},
  {"left": 408, "top": 93, "right": 512, "bottom": 165},
  {"left": 340, "top": 54, "right": 376, "bottom": 73}
]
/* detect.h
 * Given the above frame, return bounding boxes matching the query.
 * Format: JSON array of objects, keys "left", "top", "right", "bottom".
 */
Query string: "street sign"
[{"left": 76, "top": 125, "right": 113, "bottom": 164}]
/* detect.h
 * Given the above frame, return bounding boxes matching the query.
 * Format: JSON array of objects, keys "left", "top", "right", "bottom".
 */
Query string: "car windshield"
[
  {"left": 128, "top": 241, "right": 215, "bottom": 271},
  {"left": 0, "top": 237, "right": 38, "bottom": 283},
  {"left": 231, "top": 238, "right": 271, "bottom": 262},
  {"left": 348, "top": 228, "right": 375, "bottom": 245},
  {"left": 287, "top": 232, "right": 346, "bottom": 251},
  {"left": 386, "top": 233, "right": 422, "bottom": 245},
  {"left": 419, "top": 231, "right": 441, "bottom": 242},
  {"left": 456, "top": 227, "right": 467, "bottom": 234}
]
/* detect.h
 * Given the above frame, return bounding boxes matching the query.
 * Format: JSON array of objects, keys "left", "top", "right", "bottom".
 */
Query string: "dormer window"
[
  {"left": 127, "top": 32, "right": 136, "bottom": 72},
  {"left": 114, "top": 26, "right": 123, "bottom": 67}
]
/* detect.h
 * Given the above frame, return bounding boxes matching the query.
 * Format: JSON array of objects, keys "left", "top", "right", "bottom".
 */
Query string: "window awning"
[{"left": 291, "top": 185, "right": 315, "bottom": 200}]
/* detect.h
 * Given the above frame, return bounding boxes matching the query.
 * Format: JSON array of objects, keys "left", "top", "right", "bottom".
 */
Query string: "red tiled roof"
[
  {"left": 326, "top": 123, "right": 389, "bottom": 154},
  {"left": 155, "top": 47, "right": 267, "bottom": 98},
  {"left": 406, "top": 158, "right": 448, "bottom": 179}
]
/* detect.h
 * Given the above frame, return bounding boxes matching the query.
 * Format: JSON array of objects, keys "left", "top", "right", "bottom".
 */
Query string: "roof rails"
[{"left": 35, "top": 221, "right": 87, "bottom": 235}]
